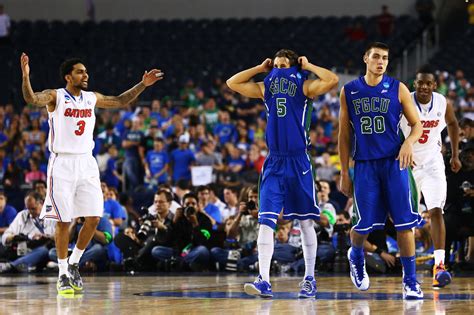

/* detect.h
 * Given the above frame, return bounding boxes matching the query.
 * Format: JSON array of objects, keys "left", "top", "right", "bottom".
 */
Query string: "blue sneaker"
[
  {"left": 298, "top": 276, "right": 317, "bottom": 298},
  {"left": 347, "top": 247, "right": 370, "bottom": 291},
  {"left": 433, "top": 263, "right": 452, "bottom": 288},
  {"left": 244, "top": 275, "right": 273, "bottom": 298},
  {"left": 403, "top": 277, "right": 423, "bottom": 300}
]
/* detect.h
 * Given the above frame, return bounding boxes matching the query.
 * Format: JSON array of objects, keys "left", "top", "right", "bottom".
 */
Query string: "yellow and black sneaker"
[
  {"left": 68, "top": 263, "right": 83, "bottom": 292},
  {"left": 57, "top": 274, "right": 74, "bottom": 295}
]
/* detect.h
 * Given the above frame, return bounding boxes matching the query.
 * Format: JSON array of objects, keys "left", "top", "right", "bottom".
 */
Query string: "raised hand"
[
  {"left": 298, "top": 56, "right": 310, "bottom": 70},
  {"left": 20, "top": 52, "right": 30, "bottom": 77},
  {"left": 142, "top": 69, "right": 164, "bottom": 87},
  {"left": 258, "top": 58, "right": 273, "bottom": 72}
]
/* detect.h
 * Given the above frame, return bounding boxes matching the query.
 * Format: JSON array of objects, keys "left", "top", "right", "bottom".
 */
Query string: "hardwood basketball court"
[{"left": 1, "top": 273, "right": 473, "bottom": 314}]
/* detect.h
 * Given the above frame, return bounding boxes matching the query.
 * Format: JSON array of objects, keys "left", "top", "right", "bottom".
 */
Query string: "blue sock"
[
  {"left": 401, "top": 256, "right": 416, "bottom": 280},
  {"left": 350, "top": 244, "right": 364, "bottom": 260}
]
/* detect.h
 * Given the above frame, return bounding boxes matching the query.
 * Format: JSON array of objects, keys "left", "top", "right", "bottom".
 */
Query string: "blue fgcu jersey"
[
  {"left": 263, "top": 66, "right": 311, "bottom": 153},
  {"left": 344, "top": 75, "right": 403, "bottom": 160}
]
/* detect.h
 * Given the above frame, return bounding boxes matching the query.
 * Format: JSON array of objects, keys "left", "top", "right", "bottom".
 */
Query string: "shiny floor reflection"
[{"left": 0, "top": 274, "right": 472, "bottom": 314}]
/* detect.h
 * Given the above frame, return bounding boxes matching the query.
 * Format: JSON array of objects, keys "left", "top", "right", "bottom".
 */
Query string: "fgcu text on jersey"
[
  {"left": 344, "top": 75, "right": 402, "bottom": 160},
  {"left": 263, "top": 66, "right": 310, "bottom": 153}
]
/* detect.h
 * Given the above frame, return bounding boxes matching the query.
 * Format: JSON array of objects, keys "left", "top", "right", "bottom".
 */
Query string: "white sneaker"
[
  {"left": 402, "top": 278, "right": 423, "bottom": 300},
  {"left": 347, "top": 247, "right": 370, "bottom": 291}
]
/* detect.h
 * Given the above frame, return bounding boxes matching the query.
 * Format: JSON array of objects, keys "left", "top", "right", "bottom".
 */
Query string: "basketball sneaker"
[
  {"left": 432, "top": 263, "right": 451, "bottom": 288},
  {"left": 347, "top": 247, "right": 370, "bottom": 291},
  {"left": 402, "top": 277, "right": 423, "bottom": 300},
  {"left": 57, "top": 274, "right": 74, "bottom": 295},
  {"left": 298, "top": 276, "right": 317, "bottom": 298},
  {"left": 244, "top": 275, "right": 273, "bottom": 298},
  {"left": 68, "top": 263, "right": 83, "bottom": 292}
]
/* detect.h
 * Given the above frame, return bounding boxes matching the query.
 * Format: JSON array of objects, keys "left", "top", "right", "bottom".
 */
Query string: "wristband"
[{"left": 104, "top": 232, "right": 112, "bottom": 244}]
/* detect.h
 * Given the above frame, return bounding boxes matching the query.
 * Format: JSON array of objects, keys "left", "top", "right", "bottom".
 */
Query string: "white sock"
[
  {"left": 257, "top": 224, "right": 274, "bottom": 283},
  {"left": 69, "top": 246, "right": 85, "bottom": 265},
  {"left": 434, "top": 249, "right": 445, "bottom": 266},
  {"left": 300, "top": 220, "right": 317, "bottom": 279},
  {"left": 58, "top": 258, "right": 69, "bottom": 277}
]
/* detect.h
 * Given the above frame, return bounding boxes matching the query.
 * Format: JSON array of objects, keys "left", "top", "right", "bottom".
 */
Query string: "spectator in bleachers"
[
  {"left": 195, "top": 141, "right": 222, "bottom": 169},
  {"left": 170, "top": 133, "right": 195, "bottom": 184},
  {"left": 33, "top": 180, "right": 47, "bottom": 200},
  {"left": 201, "top": 98, "right": 219, "bottom": 132},
  {"left": 197, "top": 185, "right": 222, "bottom": 226},
  {"left": 246, "top": 143, "right": 265, "bottom": 174},
  {"left": 24, "top": 158, "right": 46, "bottom": 185},
  {"left": 0, "top": 192, "right": 54, "bottom": 273},
  {"left": 214, "top": 110, "right": 237, "bottom": 145},
  {"left": 436, "top": 72, "right": 449, "bottom": 96},
  {"left": 97, "top": 122, "right": 122, "bottom": 150},
  {"left": 101, "top": 182, "right": 126, "bottom": 229},
  {"left": 461, "top": 88, "right": 474, "bottom": 120},
  {"left": 208, "top": 184, "right": 226, "bottom": 215},
  {"left": 144, "top": 138, "right": 169, "bottom": 190},
  {"left": 122, "top": 118, "right": 145, "bottom": 190},
  {"left": 102, "top": 145, "right": 122, "bottom": 190},
  {"left": 377, "top": 5, "right": 394, "bottom": 39},
  {"left": 222, "top": 187, "right": 239, "bottom": 221},
  {"left": 211, "top": 186, "right": 259, "bottom": 271},
  {"left": 22, "top": 119, "right": 45, "bottom": 153},
  {"left": 315, "top": 153, "right": 338, "bottom": 182},
  {"left": 0, "top": 191, "right": 17, "bottom": 235},
  {"left": 151, "top": 192, "right": 212, "bottom": 271},
  {"left": 345, "top": 22, "right": 368, "bottom": 42}
]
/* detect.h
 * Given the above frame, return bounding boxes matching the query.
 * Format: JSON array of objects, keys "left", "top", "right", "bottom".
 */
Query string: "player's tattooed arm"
[
  {"left": 95, "top": 69, "right": 163, "bottom": 109},
  {"left": 20, "top": 53, "right": 57, "bottom": 108}
]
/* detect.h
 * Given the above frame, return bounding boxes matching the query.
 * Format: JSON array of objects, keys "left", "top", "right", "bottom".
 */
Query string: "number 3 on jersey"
[
  {"left": 75, "top": 120, "right": 86, "bottom": 136},
  {"left": 418, "top": 129, "right": 430, "bottom": 144}
]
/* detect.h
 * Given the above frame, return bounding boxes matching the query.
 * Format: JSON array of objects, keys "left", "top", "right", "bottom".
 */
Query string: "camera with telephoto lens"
[
  {"left": 184, "top": 206, "right": 196, "bottom": 216},
  {"left": 242, "top": 200, "right": 257, "bottom": 215},
  {"left": 137, "top": 212, "right": 157, "bottom": 241}
]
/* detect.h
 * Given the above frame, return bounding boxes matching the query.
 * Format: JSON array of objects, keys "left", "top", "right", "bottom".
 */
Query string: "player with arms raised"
[{"left": 20, "top": 53, "right": 163, "bottom": 295}]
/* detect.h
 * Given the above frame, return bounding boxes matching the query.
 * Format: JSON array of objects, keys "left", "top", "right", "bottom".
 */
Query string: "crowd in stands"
[{"left": 0, "top": 66, "right": 472, "bottom": 275}]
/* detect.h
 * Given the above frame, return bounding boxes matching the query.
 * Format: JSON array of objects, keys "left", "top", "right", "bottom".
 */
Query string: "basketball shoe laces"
[
  {"left": 299, "top": 279, "right": 313, "bottom": 292},
  {"left": 352, "top": 256, "right": 365, "bottom": 283},
  {"left": 404, "top": 277, "right": 420, "bottom": 292}
]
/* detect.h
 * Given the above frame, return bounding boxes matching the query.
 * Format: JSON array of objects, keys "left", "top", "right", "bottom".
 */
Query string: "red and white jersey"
[
  {"left": 401, "top": 92, "right": 447, "bottom": 166},
  {"left": 48, "top": 88, "right": 96, "bottom": 154}
]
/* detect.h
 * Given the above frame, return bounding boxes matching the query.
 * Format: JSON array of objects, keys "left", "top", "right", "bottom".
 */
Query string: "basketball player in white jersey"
[
  {"left": 20, "top": 53, "right": 163, "bottom": 294},
  {"left": 401, "top": 65, "right": 461, "bottom": 288}
]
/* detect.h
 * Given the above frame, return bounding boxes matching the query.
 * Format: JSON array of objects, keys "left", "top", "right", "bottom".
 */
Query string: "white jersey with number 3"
[
  {"left": 48, "top": 88, "right": 97, "bottom": 154},
  {"left": 401, "top": 91, "right": 447, "bottom": 166}
]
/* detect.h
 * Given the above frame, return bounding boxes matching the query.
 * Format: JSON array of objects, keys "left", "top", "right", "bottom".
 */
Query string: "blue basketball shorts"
[
  {"left": 258, "top": 151, "right": 320, "bottom": 229},
  {"left": 351, "top": 156, "right": 423, "bottom": 234}
]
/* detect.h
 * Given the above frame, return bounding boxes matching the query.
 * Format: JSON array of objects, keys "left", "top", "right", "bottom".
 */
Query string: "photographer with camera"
[
  {"left": 444, "top": 143, "right": 474, "bottom": 267},
  {"left": 151, "top": 192, "right": 212, "bottom": 271},
  {"left": 114, "top": 189, "right": 174, "bottom": 271},
  {"left": 0, "top": 192, "right": 55, "bottom": 273},
  {"left": 211, "top": 186, "right": 259, "bottom": 271}
]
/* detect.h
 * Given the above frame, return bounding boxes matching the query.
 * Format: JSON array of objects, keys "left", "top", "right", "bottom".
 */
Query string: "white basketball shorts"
[
  {"left": 412, "top": 154, "right": 447, "bottom": 212},
  {"left": 40, "top": 153, "right": 104, "bottom": 222}
]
